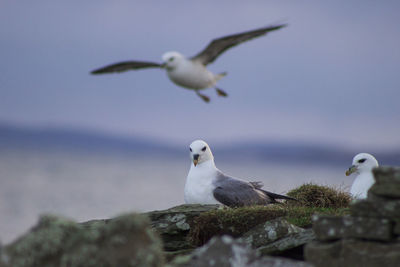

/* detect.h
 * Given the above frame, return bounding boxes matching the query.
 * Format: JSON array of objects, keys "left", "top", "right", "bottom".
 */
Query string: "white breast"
[
  {"left": 167, "top": 60, "right": 216, "bottom": 90},
  {"left": 350, "top": 172, "right": 375, "bottom": 199},
  {"left": 184, "top": 164, "right": 220, "bottom": 204}
]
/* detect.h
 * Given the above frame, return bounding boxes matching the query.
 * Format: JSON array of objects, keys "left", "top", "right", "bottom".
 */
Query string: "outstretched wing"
[
  {"left": 91, "top": 61, "right": 162, "bottom": 74},
  {"left": 191, "top": 24, "right": 287, "bottom": 65},
  {"left": 212, "top": 172, "right": 273, "bottom": 207}
]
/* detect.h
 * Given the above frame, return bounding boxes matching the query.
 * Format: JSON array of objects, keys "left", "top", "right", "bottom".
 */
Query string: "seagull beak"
[
  {"left": 193, "top": 154, "right": 199, "bottom": 166},
  {"left": 346, "top": 165, "right": 357, "bottom": 176},
  {"left": 160, "top": 62, "right": 166, "bottom": 68}
]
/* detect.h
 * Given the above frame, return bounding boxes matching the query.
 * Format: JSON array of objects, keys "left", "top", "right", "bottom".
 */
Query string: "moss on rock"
[{"left": 5, "top": 213, "right": 164, "bottom": 267}]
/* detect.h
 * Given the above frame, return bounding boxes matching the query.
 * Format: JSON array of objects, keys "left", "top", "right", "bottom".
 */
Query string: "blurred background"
[{"left": 0, "top": 0, "right": 399, "bottom": 243}]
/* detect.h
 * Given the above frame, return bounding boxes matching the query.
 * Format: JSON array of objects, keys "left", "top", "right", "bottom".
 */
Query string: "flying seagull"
[
  {"left": 346, "top": 153, "right": 379, "bottom": 199},
  {"left": 91, "top": 24, "right": 286, "bottom": 102},
  {"left": 184, "top": 140, "right": 295, "bottom": 207}
]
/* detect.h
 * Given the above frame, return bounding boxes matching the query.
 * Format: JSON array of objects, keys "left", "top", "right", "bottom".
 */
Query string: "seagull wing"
[
  {"left": 191, "top": 24, "right": 287, "bottom": 65},
  {"left": 212, "top": 172, "right": 273, "bottom": 207},
  {"left": 91, "top": 61, "right": 162, "bottom": 74}
]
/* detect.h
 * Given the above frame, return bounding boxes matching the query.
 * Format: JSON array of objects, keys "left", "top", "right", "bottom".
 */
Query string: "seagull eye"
[
  {"left": 169, "top": 57, "right": 174, "bottom": 62},
  {"left": 201, "top": 146, "right": 207, "bottom": 152},
  {"left": 189, "top": 148, "right": 192, "bottom": 152},
  {"left": 358, "top": 158, "right": 366, "bottom": 163}
]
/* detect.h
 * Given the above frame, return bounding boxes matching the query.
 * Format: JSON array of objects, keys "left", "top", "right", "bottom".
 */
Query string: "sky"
[{"left": 1, "top": 1, "right": 399, "bottom": 150}]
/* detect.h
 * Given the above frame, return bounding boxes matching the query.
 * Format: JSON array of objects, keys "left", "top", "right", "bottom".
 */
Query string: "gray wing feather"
[
  {"left": 191, "top": 24, "right": 287, "bottom": 65},
  {"left": 212, "top": 172, "right": 272, "bottom": 207},
  {"left": 91, "top": 61, "right": 162, "bottom": 74}
]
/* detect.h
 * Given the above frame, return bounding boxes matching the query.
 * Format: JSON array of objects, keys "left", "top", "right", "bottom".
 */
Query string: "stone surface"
[
  {"left": 4, "top": 213, "right": 164, "bottom": 267},
  {"left": 350, "top": 196, "right": 400, "bottom": 219},
  {"left": 257, "top": 229, "right": 315, "bottom": 256},
  {"left": 305, "top": 239, "right": 400, "bottom": 267},
  {"left": 242, "top": 218, "right": 304, "bottom": 248},
  {"left": 369, "top": 167, "right": 400, "bottom": 198},
  {"left": 373, "top": 167, "right": 400, "bottom": 183},
  {"left": 312, "top": 215, "right": 393, "bottom": 241},
  {"left": 394, "top": 219, "right": 400, "bottom": 235},
  {"left": 172, "top": 235, "right": 311, "bottom": 267},
  {"left": 146, "top": 204, "right": 220, "bottom": 251}
]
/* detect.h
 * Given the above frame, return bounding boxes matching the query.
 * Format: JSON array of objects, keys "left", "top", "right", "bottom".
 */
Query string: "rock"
[
  {"left": 242, "top": 218, "right": 304, "bottom": 248},
  {"left": 257, "top": 229, "right": 315, "bottom": 256},
  {"left": 146, "top": 204, "right": 219, "bottom": 251},
  {"left": 5, "top": 213, "right": 164, "bottom": 267},
  {"left": 373, "top": 167, "right": 400, "bottom": 183},
  {"left": 394, "top": 219, "right": 400, "bottom": 235},
  {"left": 249, "top": 256, "right": 313, "bottom": 267},
  {"left": 173, "top": 235, "right": 311, "bottom": 267},
  {"left": 350, "top": 196, "right": 400, "bottom": 219},
  {"left": 369, "top": 167, "right": 400, "bottom": 198},
  {"left": 305, "top": 239, "right": 400, "bottom": 267},
  {"left": 312, "top": 215, "right": 393, "bottom": 241}
]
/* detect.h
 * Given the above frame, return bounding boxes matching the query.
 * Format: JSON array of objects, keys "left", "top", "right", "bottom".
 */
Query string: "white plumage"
[{"left": 346, "top": 153, "right": 379, "bottom": 199}]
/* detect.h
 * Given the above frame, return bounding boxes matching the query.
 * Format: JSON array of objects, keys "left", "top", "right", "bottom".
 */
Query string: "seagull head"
[
  {"left": 346, "top": 153, "right": 379, "bottom": 176},
  {"left": 161, "top": 51, "right": 184, "bottom": 70},
  {"left": 189, "top": 140, "right": 214, "bottom": 167}
]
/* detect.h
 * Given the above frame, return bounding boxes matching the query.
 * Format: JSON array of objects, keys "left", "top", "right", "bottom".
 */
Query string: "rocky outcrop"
[
  {"left": 2, "top": 213, "right": 164, "bottom": 267},
  {"left": 146, "top": 204, "right": 219, "bottom": 252},
  {"left": 305, "top": 167, "right": 400, "bottom": 267},
  {"left": 170, "top": 235, "right": 312, "bottom": 267}
]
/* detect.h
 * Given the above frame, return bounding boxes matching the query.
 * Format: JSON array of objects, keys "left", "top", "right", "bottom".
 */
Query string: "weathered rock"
[
  {"left": 350, "top": 196, "right": 400, "bottom": 219},
  {"left": 305, "top": 239, "right": 400, "bottom": 267},
  {"left": 368, "top": 167, "right": 400, "bottom": 198},
  {"left": 394, "top": 219, "right": 400, "bottom": 235},
  {"left": 5, "top": 213, "right": 164, "bottom": 267},
  {"left": 312, "top": 215, "right": 393, "bottom": 241},
  {"left": 249, "top": 256, "right": 313, "bottom": 267},
  {"left": 257, "top": 229, "right": 315, "bottom": 256},
  {"left": 373, "top": 167, "right": 400, "bottom": 183},
  {"left": 146, "top": 204, "right": 220, "bottom": 251},
  {"left": 172, "top": 235, "right": 311, "bottom": 267},
  {"left": 242, "top": 218, "right": 304, "bottom": 248}
]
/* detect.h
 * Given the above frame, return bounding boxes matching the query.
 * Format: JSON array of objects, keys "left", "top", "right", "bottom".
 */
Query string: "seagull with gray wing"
[
  {"left": 184, "top": 140, "right": 295, "bottom": 207},
  {"left": 91, "top": 24, "right": 286, "bottom": 102}
]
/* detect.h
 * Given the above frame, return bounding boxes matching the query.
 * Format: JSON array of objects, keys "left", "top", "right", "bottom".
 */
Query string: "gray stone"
[
  {"left": 5, "top": 213, "right": 164, "bottom": 267},
  {"left": 174, "top": 235, "right": 311, "bottom": 267},
  {"left": 369, "top": 167, "right": 400, "bottom": 198},
  {"left": 249, "top": 256, "right": 313, "bottom": 267},
  {"left": 146, "top": 204, "right": 220, "bottom": 251},
  {"left": 241, "top": 218, "right": 304, "bottom": 248},
  {"left": 373, "top": 167, "right": 400, "bottom": 184},
  {"left": 182, "top": 235, "right": 258, "bottom": 267},
  {"left": 312, "top": 215, "right": 393, "bottom": 241},
  {"left": 257, "top": 229, "right": 315, "bottom": 256},
  {"left": 305, "top": 239, "right": 400, "bottom": 267},
  {"left": 394, "top": 219, "right": 400, "bottom": 235},
  {"left": 351, "top": 196, "right": 400, "bottom": 219}
]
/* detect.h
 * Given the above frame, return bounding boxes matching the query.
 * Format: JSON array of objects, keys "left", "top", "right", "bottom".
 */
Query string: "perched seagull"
[
  {"left": 91, "top": 24, "right": 286, "bottom": 102},
  {"left": 184, "top": 140, "right": 295, "bottom": 207},
  {"left": 346, "top": 153, "right": 379, "bottom": 199}
]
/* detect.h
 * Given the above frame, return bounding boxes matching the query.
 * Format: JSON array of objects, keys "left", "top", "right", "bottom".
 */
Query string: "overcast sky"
[{"left": 1, "top": 1, "right": 399, "bottom": 150}]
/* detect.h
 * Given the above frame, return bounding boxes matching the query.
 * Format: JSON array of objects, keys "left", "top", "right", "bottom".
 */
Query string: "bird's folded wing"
[
  {"left": 213, "top": 173, "right": 270, "bottom": 207},
  {"left": 91, "top": 61, "right": 162, "bottom": 74},
  {"left": 191, "top": 24, "right": 287, "bottom": 65}
]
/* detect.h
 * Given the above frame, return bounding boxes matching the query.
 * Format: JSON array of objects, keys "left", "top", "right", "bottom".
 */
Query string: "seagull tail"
[
  {"left": 215, "top": 72, "right": 227, "bottom": 81},
  {"left": 261, "top": 190, "right": 297, "bottom": 201}
]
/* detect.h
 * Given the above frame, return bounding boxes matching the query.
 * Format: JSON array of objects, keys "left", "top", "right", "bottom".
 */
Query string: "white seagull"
[
  {"left": 184, "top": 140, "right": 295, "bottom": 207},
  {"left": 345, "top": 153, "right": 379, "bottom": 199},
  {"left": 91, "top": 24, "right": 286, "bottom": 102}
]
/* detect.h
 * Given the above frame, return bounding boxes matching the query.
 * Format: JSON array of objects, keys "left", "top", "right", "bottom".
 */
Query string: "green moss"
[
  {"left": 188, "top": 183, "right": 352, "bottom": 246},
  {"left": 286, "top": 183, "right": 351, "bottom": 208},
  {"left": 285, "top": 206, "right": 350, "bottom": 228},
  {"left": 188, "top": 205, "right": 286, "bottom": 246}
]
